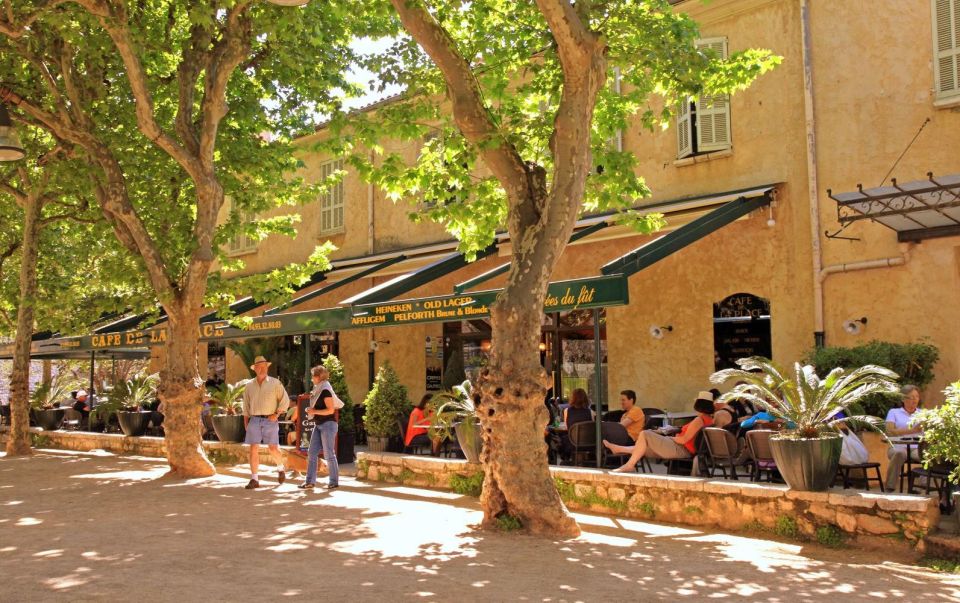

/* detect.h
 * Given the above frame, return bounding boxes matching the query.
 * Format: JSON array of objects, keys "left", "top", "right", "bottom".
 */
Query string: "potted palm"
[
  {"left": 208, "top": 381, "right": 247, "bottom": 443},
  {"left": 30, "top": 371, "right": 81, "bottom": 431},
  {"left": 363, "top": 362, "right": 410, "bottom": 453},
  {"left": 429, "top": 380, "right": 482, "bottom": 463},
  {"left": 113, "top": 372, "right": 159, "bottom": 437},
  {"left": 711, "top": 356, "right": 898, "bottom": 491}
]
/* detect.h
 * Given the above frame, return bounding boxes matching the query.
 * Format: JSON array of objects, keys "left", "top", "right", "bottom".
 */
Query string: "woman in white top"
[{"left": 884, "top": 384, "right": 922, "bottom": 492}]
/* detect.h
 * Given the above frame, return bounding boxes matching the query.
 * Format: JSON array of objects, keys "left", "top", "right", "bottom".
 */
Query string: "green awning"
[
  {"left": 341, "top": 244, "right": 498, "bottom": 306},
  {"left": 601, "top": 188, "right": 774, "bottom": 277}
]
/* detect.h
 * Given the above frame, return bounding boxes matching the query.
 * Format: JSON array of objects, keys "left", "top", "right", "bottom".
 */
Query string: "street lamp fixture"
[{"left": 0, "top": 104, "right": 25, "bottom": 162}]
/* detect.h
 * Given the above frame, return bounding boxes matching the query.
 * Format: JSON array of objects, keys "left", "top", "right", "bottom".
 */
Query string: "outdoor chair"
[
  {"left": 602, "top": 410, "right": 624, "bottom": 423},
  {"left": 667, "top": 431, "right": 707, "bottom": 477},
  {"left": 567, "top": 421, "right": 598, "bottom": 467},
  {"left": 745, "top": 430, "right": 779, "bottom": 482},
  {"left": 837, "top": 462, "right": 884, "bottom": 491},
  {"left": 62, "top": 408, "right": 83, "bottom": 431},
  {"left": 600, "top": 421, "right": 651, "bottom": 473},
  {"left": 703, "top": 427, "right": 751, "bottom": 480},
  {"left": 396, "top": 412, "right": 429, "bottom": 455},
  {"left": 908, "top": 441, "right": 956, "bottom": 513},
  {"left": 641, "top": 407, "right": 665, "bottom": 430}
]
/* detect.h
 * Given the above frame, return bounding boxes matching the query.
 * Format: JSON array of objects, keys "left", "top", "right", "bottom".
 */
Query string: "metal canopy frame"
[
  {"left": 342, "top": 244, "right": 498, "bottom": 306},
  {"left": 829, "top": 172, "right": 960, "bottom": 242},
  {"left": 601, "top": 190, "right": 773, "bottom": 277}
]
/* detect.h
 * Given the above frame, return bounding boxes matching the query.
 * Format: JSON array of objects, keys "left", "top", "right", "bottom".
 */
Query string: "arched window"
[{"left": 713, "top": 293, "right": 771, "bottom": 371}]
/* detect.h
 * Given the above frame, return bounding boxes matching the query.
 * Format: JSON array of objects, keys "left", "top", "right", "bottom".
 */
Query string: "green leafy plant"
[
  {"left": 428, "top": 380, "right": 479, "bottom": 449},
  {"left": 805, "top": 340, "right": 939, "bottom": 417},
  {"left": 774, "top": 515, "right": 799, "bottom": 539},
  {"left": 496, "top": 514, "right": 523, "bottom": 532},
  {"left": 450, "top": 471, "right": 485, "bottom": 497},
  {"left": 92, "top": 372, "right": 158, "bottom": 424},
  {"left": 815, "top": 524, "right": 846, "bottom": 548},
  {"left": 711, "top": 357, "right": 899, "bottom": 439},
  {"left": 30, "top": 433, "right": 52, "bottom": 448},
  {"left": 30, "top": 370, "right": 83, "bottom": 410},
  {"left": 207, "top": 381, "right": 247, "bottom": 416},
  {"left": 323, "top": 354, "right": 355, "bottom": 435},
  {"left": 362, "top": 362, "right": 410, "bottom": 439},
  {"left": 913, "top": 381, "right": 960, "bottom": 484}
]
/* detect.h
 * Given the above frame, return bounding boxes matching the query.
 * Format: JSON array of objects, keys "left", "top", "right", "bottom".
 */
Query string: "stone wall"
[{"left": 357, "top": 452, "right": 941, "bottom": 548}]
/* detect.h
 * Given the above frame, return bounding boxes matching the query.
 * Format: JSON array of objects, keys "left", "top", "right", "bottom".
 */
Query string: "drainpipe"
[
  {"left": 800, "top": 0, "right": 825, "bottom": 348},
  {"left": 820, "top": 250, "right": 909, "bottom": 280}
]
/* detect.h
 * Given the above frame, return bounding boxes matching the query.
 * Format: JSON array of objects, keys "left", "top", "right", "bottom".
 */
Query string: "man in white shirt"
[
  {"left": 242, "top": 355, "right": 290, "bottom": 489},
  {"left": 884, "top": 384, "right": 922, "bottom": 492}
]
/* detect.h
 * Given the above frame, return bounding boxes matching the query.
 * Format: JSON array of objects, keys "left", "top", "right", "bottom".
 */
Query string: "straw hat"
[
  {"left": 250, "top": 355, "right": 272, "bottom": 371},
  {"left": 696, "top": 390, "right": 714, "bottom": 403}
]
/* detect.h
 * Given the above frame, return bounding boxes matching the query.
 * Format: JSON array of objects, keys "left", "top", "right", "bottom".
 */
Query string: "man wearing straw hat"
[{"left": 242, "top": 355, "right": 290, "bottom": 489}]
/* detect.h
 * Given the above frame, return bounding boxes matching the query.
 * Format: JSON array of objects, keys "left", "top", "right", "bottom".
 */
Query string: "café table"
[
  {"left": 647, "top": 411, "right": 697, "bottom": 428},
  {"left": 889, "top": 436, "right": 922, "bottom": 493}
]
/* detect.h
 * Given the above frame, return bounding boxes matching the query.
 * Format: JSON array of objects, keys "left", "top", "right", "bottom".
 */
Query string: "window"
[
  {"left": 933, "top": 0, "right": 960, "bottom": 102},
  {"left": 319, "top": 159, "right": 345, "bottom": 234},
  {"left": 226, "top": 198, "right": 257, "bottom": 256},
  {"left": 677, "top": 37, "right": 732, "bottom": 159}
]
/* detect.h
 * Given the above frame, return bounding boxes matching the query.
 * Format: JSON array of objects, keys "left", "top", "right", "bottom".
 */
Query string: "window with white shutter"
[
  {"left": 676, "top": 37, "right": 732, "bottom": 158},
  {"left": 226, "top": 198, "right": 257, "bottom": 256},
  {"left": 319, "top": 159, "right": 345, "bottom": 234},
  {"left": 933, "top": 0, "right": 960, "bottom": 101}
]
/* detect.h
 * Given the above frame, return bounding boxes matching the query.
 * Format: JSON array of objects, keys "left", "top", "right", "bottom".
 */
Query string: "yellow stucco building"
[{"left": 204, "top": 0, "right": 959, "bottom": 412}]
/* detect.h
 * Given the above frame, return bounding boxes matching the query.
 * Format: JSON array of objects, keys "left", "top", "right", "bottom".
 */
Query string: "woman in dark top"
[
  {"left": 563, "top": 388, "right": 594, "bottom": 426},
  {"left": 299, "top": 366, "right": 339, "bottom": 489}
]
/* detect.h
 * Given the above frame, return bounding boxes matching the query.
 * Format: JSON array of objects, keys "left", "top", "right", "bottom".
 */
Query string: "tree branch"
[
  {"left": 389, "top": 0, "right": 532, "bottom": 206},
  {"left": 0, "top": 0, "right": 69, "bottom": 38}
]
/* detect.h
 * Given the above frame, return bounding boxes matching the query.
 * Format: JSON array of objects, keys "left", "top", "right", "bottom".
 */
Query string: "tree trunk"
[
  {"left": 160, "top": 310, "right": 214, "bottom": 478},
  {"left": 6, "top": 195, "right": 43, "bottom": 456}
]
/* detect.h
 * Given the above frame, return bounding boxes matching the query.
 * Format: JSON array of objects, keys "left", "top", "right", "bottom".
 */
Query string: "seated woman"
[
  {"left": 602, "top": 392, "right": 715, "bottom": 474},
  {"left": 563, "top": 388, "right": 594, "bottom": 426},
  {"left": 406, "top": 394, "right": 440, "bottom": 455}
]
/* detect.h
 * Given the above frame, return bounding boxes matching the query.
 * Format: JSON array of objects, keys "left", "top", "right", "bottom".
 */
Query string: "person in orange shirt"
[
  {"left": 406, "top": 394, "right": 440, "bottom": 455},
  {"left": 619, "top": 390, "right": 645, "bottom": 442}
]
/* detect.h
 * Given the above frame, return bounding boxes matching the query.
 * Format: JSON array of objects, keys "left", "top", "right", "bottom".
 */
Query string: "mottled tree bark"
[
  {"left": 391, "top": 0, "right": 606, "bottom": 536},
  {"left": 6, "top": 191, "right": 43, "bottom": 456}
]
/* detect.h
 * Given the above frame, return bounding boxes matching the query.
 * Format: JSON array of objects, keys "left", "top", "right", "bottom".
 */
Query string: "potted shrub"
[
  {"left": 323, "top": 354, "right": 356, "bottom": 464},
  {"left": 113, "top": 372, "right": 159, "bottom": 437},
  {"left": 429, "top": 380, "right": 482, "bottom": 463},
  {"left": 29, "top": 371, "right": 80, "bottom": 431},
  {"left": 913, "top": 381, "right": 960, "bottom": 521},
  {"left": 363, "top": 362, "right": 410, "bottom": 453},
  {"left": 208, "top": 381, "right": 247, "bottom": 443},
  {"left": 711, "top": 356, "right": 898, "bottom": 491}
]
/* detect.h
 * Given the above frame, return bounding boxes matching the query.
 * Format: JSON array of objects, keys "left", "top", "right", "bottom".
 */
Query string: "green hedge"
[{"left": 804, "top": 340, "right": 939, "bottom": 417}]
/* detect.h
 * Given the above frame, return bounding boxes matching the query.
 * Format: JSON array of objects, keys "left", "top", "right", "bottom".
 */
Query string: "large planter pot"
[
  {"left": 33, "top": 408, "right": 65, "bottom": 431},
  {"left": 769, "top": 434, "right": 842, "bottom": 491},
  {"left": 337, "top": 430, "right": 356, "bottom": 464},
  {"left": 455, "top": 421, "right": 482, "bottom": 464},
  {"left": 367, "top": 435, "right": 389, "bottom": 453},
  {"left": 117, "top": 411, "right": 151, "bottom": 437},
  {"left": 212, "top": 414, "right": 246, "bottom": 443}
]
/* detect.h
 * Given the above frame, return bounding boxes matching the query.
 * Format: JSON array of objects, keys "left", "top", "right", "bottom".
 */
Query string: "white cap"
[{"left": 76, "top": 389, "right": 88, "bottom": 398}]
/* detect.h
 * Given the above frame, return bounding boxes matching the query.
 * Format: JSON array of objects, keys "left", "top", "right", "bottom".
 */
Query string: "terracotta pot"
[
  {"left": 769, "top": 434, "right": 842, "bottom": 491},
  {"left": 367, "top": 436, "right": 389, "bottom": 453},
  {"left": 455, "top": 421, "right": 482, "bottom": 464}
]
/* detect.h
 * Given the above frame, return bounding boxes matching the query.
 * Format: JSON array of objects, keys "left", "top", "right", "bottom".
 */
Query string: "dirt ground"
[{"left": 1, "top": 450, "right": 959, "bottom": 602}]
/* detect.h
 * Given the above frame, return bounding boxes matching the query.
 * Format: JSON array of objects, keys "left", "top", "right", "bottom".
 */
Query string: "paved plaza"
[{"left": 0, "top": 450, "right": 958, "bottom": 602}]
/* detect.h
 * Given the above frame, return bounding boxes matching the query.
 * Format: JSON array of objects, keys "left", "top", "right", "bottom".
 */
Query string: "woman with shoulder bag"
[{"left": 299, "top": 366, "right": 340, "bottom": 490}]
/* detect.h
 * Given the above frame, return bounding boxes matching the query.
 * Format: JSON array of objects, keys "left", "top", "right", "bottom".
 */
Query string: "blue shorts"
[{"left": 244, "top": 416, "right": 280, "bottom": 446}]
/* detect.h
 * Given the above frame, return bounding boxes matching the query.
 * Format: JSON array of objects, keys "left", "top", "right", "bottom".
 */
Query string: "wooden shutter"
[
  {"left": 319, "top": 159, "right": 344, "bottom": 233},
  {"left": 934, "top": 0, "right": 960, "bottom": 99},
  {"left": 696, "top": 37, "right": 731, "bottom": 153},
  {"left": 676, "top": 96, "right": 694, "bottom": 159}
]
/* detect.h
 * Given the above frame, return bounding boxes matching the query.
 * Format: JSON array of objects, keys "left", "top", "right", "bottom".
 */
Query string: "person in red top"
[
  {"left": 603, "top": 392, "right": 716, "bottom": 474},
  {"left": 405, "top": 394, "right": 440, "bottom": 455}
]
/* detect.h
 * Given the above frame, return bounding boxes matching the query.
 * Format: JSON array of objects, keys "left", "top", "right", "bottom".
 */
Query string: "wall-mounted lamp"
[
  {"left": 649, "top": 325, "right": 673, "bottom": 340},
  {"left": 480, "top": 340, "right": 492, "bottom": 353},
  {"left": 842, "top": 317, "right": 867, "bottom": 335},
  {"left": 0, "top": 104, "right": 25, "bottom": 162},
  {"left": 538, "top": 342, "right": 547, "bottom": 352},
  {"left": 369, "top": 339, "right": 390, "bottom": 352}
]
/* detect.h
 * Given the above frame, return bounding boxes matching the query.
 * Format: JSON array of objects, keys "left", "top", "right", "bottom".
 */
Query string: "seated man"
[
  {"left": 603, "top": 392, "right": 716, "bottom": 474},
  {"left": 618, "top": 389, "right": 645, "bottom": 442}
]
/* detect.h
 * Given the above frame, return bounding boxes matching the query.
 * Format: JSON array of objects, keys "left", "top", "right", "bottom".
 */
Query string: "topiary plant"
[
  {"left": 322, "top": 354, "right": 355, "bottom": 435},
  {"left": 363, "top": 362, "right": 410, "bottom": 439},
  {"left": 804, "top": 340, "right": 940, "bottom": 417}
]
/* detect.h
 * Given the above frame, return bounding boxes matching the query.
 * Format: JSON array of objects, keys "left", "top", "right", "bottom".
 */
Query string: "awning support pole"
[
  {"left": 303, "top": 334, "right": 311, "bottom": 393},
  {"left": 89, "top": 351, "right": 96, "bottom": 395},
  {"left": 594, "top": 308, "right": 602, "bottom": 469}
]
